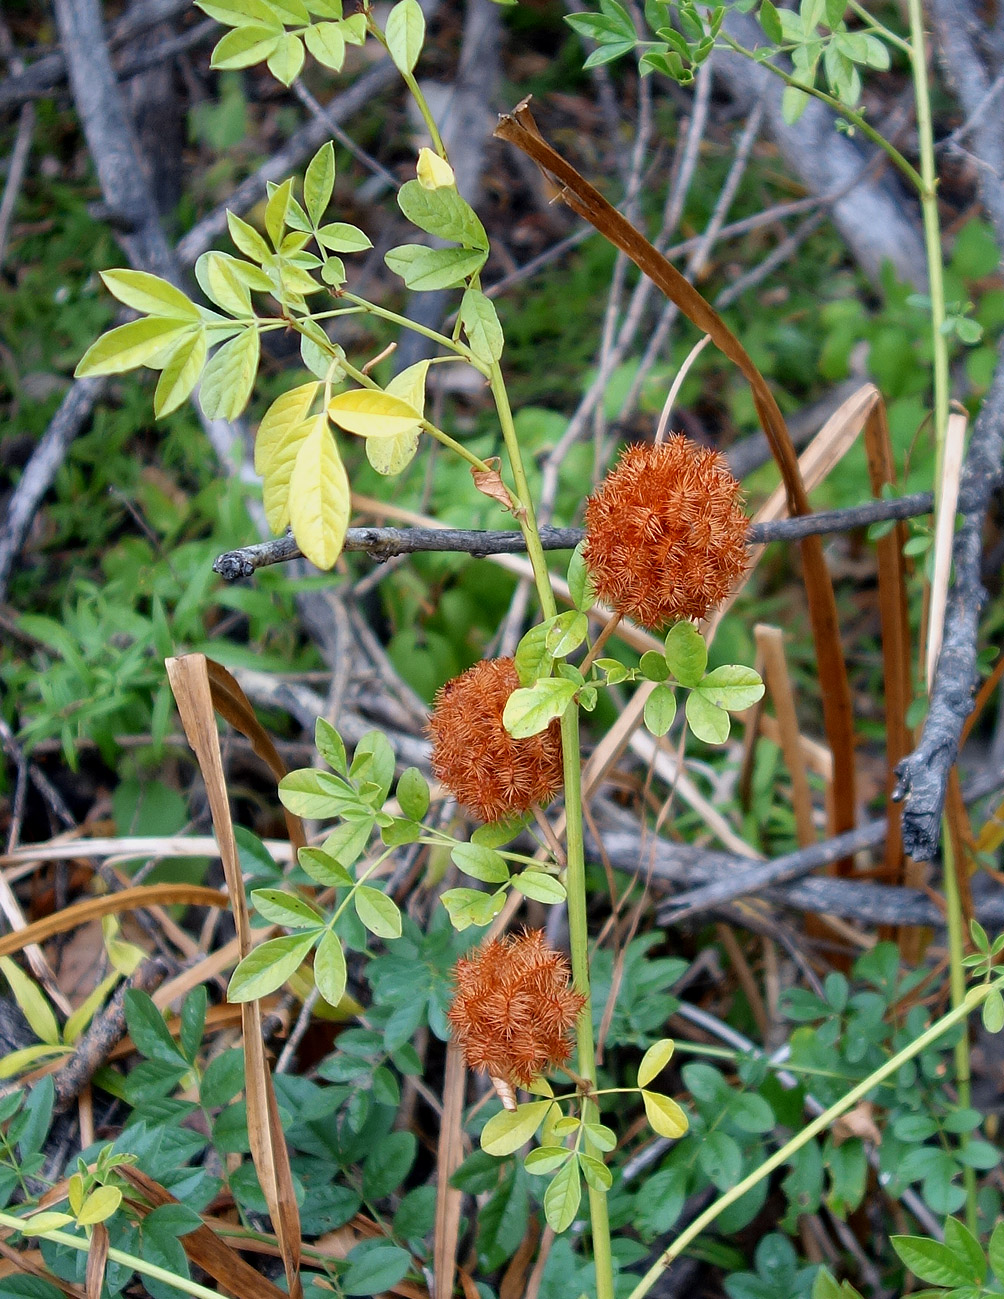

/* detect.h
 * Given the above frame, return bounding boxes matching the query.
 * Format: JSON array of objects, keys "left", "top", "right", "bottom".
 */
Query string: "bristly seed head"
[
  {"left": 428, "top": 657, "right": 563, "bottom": 824},
  {"left": 447, "top": 929, "right": 587, "bottom": 1087},
  {"left": 583, "top": 436, "right": 749, "bottom": 628}
]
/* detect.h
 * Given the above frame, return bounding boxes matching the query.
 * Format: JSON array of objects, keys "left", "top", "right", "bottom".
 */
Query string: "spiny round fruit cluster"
[
  {"left": 583, "top": 436, "right": 749, "bottom": 628},
  {"left": 428, "top": 657, "right": 563, "bottom": 824},
  {"left": 447, "top": 929, "right": 586, "bottom": 1086}
]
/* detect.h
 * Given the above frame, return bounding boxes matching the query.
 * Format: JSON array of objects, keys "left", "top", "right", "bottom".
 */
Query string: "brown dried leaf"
[
  {"left": 832, "top": 1101, "right": 881, "bottom": 1145},
  {"left": 86, "top": 1223, "right": 109, "bottom": 1299},
  {"left": 0, "top": 885, "right": 228, "bottom": 962},
  {"left": 166, "top": 653, "right": 302, "bottom": 1299},
  {"left": 434, "top": 1042, "right": 466, "bottom": 1299},
  {"left": 471, "top": 458, "right": 515, "bottom": 513},
  {"left": 120, "top": 1167, "right": 287, "bottom": 1299}
]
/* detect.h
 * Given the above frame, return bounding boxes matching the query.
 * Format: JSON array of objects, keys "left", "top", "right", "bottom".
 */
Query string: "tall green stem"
[
  {"left": 561, "top": 704, "right": 615, "bottom": 1299},
  {"left": 628, "top": 975, "right": 1004, "bottom": 1299},
  {"left": 905, "top": 0, "right": 973, "bottom": 1225},
  {"left": 906, "top": 0, "right": 950, "bottom": 489},
  {"left": 0, "top": 1213, "right": 223, "bottom": 1299},
  {"left": 488, "top": 361, "right": 559, "bottom": 620},
  {"left": 942, "top": 827, "right": 978, "bottom": 1229},
  {"left": 487, "top": 360, "right": 615, "bottom": 1299}
]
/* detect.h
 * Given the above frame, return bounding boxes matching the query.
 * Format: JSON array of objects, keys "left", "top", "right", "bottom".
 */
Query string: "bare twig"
[
  {"left": 893, "top": 336, "right": 1004, "bottom": 859},
  {"left": 591, "top": 765, "right": 1004, "bottom": 925},
  {"left": 52, "top": 959, "right": 169, "bottom": 1110},
  {"left": 0, "top": 377, "right": 108, "bottom": 597},
  {"left": 0, "top": 0, "right": 191, "bottom": 111},
  {"left": 0, "top": 29, "right": 35, "bottom": 272},
  {"left": 932, "top": 0, "right": 1004, "bottom": 247},
  {"left": 212, "top": 491, "right": 942, "bottom": 578},
  {"left": 618, "top": 97, "right": 766, "bottom": 422}
]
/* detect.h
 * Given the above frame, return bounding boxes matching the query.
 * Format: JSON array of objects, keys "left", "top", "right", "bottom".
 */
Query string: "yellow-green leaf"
[
  {"left": 266, "top": 177, "right": 293, "bottom": 249},
  {"left": 64, "top": 972, "right": 120, "bottom": 1043},
  {"left": 263, "top": 415, "right": 314, "bottom": 532},
  {"left": 267, "top": 31, "right": 305, "bottom": 84},
  {"left": 19, "top": 1211, "right": 74, "bottom": 1234},
  {"left": 480, "top": 1100, "right": 553, "bottom": 1156},
  {"left": 0, "top": 956, "right": 61, "bottom": 1045},
  {"left": 385, "top": 0, "right": 424, "bottom": 73},
  {"left": 304, "top": 141, "right": 335, "bottom": 226},
  {"left": 200, "top": 327, "right": 260, "bottom": 420},
  {"left": 327, "top": 388, "right": 422, "bottom": 438},
  {"left": 460, "top": 287, "right": 503, "bottom": 365},
  {"left": 642, "top": 1089, "right": 689, "bottom": 1139},
  {"left": 99, "top": 270, "right": 200, "bottom": 320},
  {"left": 228, "top": 931, "right": 318, "bottom": 1001},
  {"left": 0, "top": 1044, "right": 68, "bottom": 1079},
  {"left": 314, "top": 929, "right": 347, "bottom": 1007},
  {"left": 227, "top": 210, "right": 272, "bottom": 263},
  {"left": 365, "top": 361, "right": 426, "bottom": 474},
  {"left": 154, "top": 328, "right": 208, "bottom": 416},
  {"left": 76, "top": 1185, "right": 122, "bottom": 1226},
  {"left": 289, "top": 416, "right": 350, "bottom": 568},
  {"left": 543, "top": 1158, "right": 581, "bottom": 1233},
  {"left": 74, "top": 317, "right": 193, "bottom": 378},
  {"left": 304, "top": 21, "right": 345, "bottom": 70},
  {"left": 354, "top": 885, "right": 402, "bottom": 939},
  {"left": 211, "top": 23, "right": 281, "bottom": 68},
  {"left": 195, "top": 251, "right": 254, "bottom": 317},
  {"left": 386, "top": 359, "right": 429, "bottom": 415},
  {"left": 195, "top": 0, "right": 282, "bottom": 28},
  {"left": 315, "top": 222, "right": 371, "bottom": 253},
  {"left": 255, "top": 381, "right": 319, "bottom": 475},
  {"left": 637, "top": 1038, "right": 675, "bottom": 1088}
]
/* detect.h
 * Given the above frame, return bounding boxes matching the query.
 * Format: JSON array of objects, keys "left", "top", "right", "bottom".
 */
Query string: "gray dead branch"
[
  {"left": 932, "top": 0, "right": 1004, "bottom": 251},
  {"left": 893, "top": 334, "right": 1004, "bottom": 859},
  {"left": 713, "top": 8, "right": 928, "bottom": 289}
]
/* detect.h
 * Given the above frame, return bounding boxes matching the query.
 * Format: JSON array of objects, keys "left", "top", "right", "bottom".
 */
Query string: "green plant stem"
[
  {"left": 487, "top": 362, "right": 557, "bottom": 618},
  {"left": 846, "top": 0, "right": 912, "bottom": 53},
  {"left": 906, "top": 0, "right": 951, "bottom": 491},
  {"left": 337, "top": 357, "right": 503, "bottom": 481},
  {"left": 562, "top": 704, "right": 614, "bottom": 1299},
  {"left": 486, "top": 359, "right": 615, "bottom": 1299},
  {"left": 719, "top": 34, "right": 923, "bottom": 190},
  {"left": 364, "top": 12, "right": 447, "bottom": 158},
  {"left": 338, "top": 291, "right": 484, "bottom": 370},
  {"left": 0, "top": 1213, "right": 222, "bottom": 1299},
  {"left": 905, "top": 0, "right": 966, "bottom": 1217},
  {"left": 627, "top": 974, "right": 1004, "bottom": 1299},
  {"left": 942, "top": 822, "right": 978, "bottom": 1231},
  {"left": 401, "top": 69, "right": 447, "bottom": 157}
]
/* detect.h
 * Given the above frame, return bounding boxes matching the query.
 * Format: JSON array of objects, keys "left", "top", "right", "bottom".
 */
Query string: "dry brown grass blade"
[
  {"left": 121, "top": 1167, "right": 288, "bottom": 1299},
  {"left": 0, "top": 868, "right": 73, "bottom": 1014},
  {"left": 434, "top": 1042, "right": 466, "bottom": 1299},
  {"left": 0, "top": 1240, "right": 86, "bottom": 1296},
  {"left": 203, "top": 658, "right": 307, "bottom": 852},
  {"left": 85, "top": 1222, "right": 108, "bottom": 1299},
  {"left": 927, "top": 412, "right": 968, "bottom": 692},
  {"left": 495, "top": 99, "right": 857, "bottom": 861},
  {"left": 0, "top": 885, "right": 228, "bottom": 961},
  {"left": 859, "top": 395, "right": 923, "bottom": 954},
  {"left": 166, "top": 653, "right": 303, "bottom": 1299},
  {"left": 755, "top": 625, "right": 816, "bottom": 848}
]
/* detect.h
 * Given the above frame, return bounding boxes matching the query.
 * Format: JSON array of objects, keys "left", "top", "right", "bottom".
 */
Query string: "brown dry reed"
[
  {"left": 428, "top": 657, "right": 563, "bottom": 824},
  {"left": 583, "top": 436, "right": 749, "bottom": 628},
  {"left": 447, "top": 929, "right": 587, "bottom": 1087}
]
